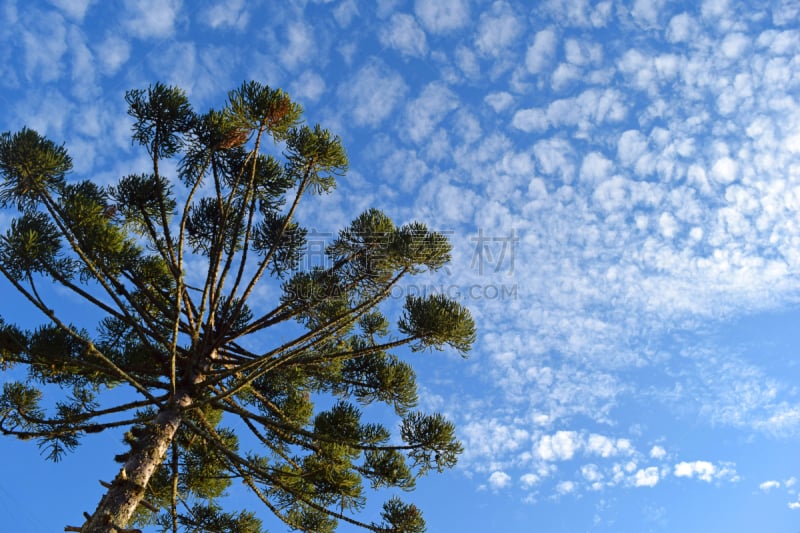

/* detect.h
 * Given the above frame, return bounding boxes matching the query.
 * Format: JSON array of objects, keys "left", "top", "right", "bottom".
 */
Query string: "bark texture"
[{"left": 79, "top": 392, "right": 191, "bottom": 533}]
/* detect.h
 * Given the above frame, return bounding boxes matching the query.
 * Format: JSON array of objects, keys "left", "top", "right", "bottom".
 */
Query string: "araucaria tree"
[{"left": 0, "top": 82, "right": 475, "bottom": 533}]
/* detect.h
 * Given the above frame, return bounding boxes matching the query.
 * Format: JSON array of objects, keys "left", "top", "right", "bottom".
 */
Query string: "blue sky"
[{"left": 2, "top": 0, "right": 800, "bottom": 531}]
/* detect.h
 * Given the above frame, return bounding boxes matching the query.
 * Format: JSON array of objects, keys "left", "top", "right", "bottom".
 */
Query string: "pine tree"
[{"left": 0, "top": 82, "right": 475, "bottom": 533}]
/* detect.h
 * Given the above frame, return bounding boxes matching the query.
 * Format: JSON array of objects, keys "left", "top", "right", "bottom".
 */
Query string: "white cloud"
[
  {"left": 759, "top": 480, "right": 781, "bottom": 491},
  {"left": 545, "top": 0, "right": 613, "bottom": 27},
  {"left": 593, "top": 176, "right": 629, "bottom": 212},
  {"left": 785, "top": 132, "right": 800, "bottom": 153},
  {"left": 94, "top": 35, "right": 130, "bottom": 75},
  {"left": 290, "top": 70, "right": 326, "bottom": 103},
  {"left": 123, "top": 0, "right": 180, "bottom": 39},
  {"left": 475, "top": 1, "right": 523, "bottom": 58},
  {"left": 581, "top": 464, "right": 603, "bottom": 483},
  {"left": 533, "top": 138, "right": 576, "bottom": 182},
  {"left": 201, "top": 0, "right": 248, "bottom": 30},
  {"left": 666, "top": 12, "right": 696, "bottom": 43},
  {"left": 557, "top": 89, "right": 628, "bottom": 132},
  {"left": 461, "top": 418, "right": 530, "bottom": 465},
  {"left": 634, "top": 467, "right": 660, "bottom": 487},
  {"left": 455, "top": 46, "right": 480, "bottom": 78},
  {"left": 514, "top": 89, "right": 627, "bottom": 135},
  {"left": 591, "top": 1, "right": 614, "bottom": 26},
  {"left": 659, "top": 212, "right": 679, "bottom": 239},
  {"left": 414, "top": 0, "right": 469, "bottom": 33},
  {"left": 631, "top": 0, "right": 666, "bottom": 28},
  {"left": 585, "top": 434, "right": 615, "bottom": 458},
  {"left": 488, "top": 471, "right": 512, "bottom": 490},
  {"left": 375, "top": 0, "right": 400, "bottom": 19},
  {"left": 585, "top": 434, "right": 633, "bottom": 458},
  {"left": 21, "top": 9, "right": 68, "bottom": 83},
  {"left": 526, "top": 28, "right": 558, "bottom": 74},
  {"left": 17, "top": 89, "right": 73, "bottom": 136},
  {"left": 47, "top": 0, "right": 94, "bottom": 20},
  {"left": 617, "top": 48, "right": 681, "bottom": 94},
  {"left": 674, "top": 461, "right": 717, "bottom": 482},
  {"left": 379, "top": 13, "right": 427, "bottom": 58},
  {"left": 710, "top": 157, "right": 739, "bottom": 184},
  {"left": 333, "top": 0, "right": 359, "bottom": 27},
  {"left": 146, "top": 41, "right": 206, "bottom": 97},
  {"left": 552, "top": 63, "right": 582, "bottom": 90},
  {"left": 721, "top": 32, "right": 750, "bottom": 59},
  {"left": 579, "top": 151, "right": 614, "bottom": 183},
  {"left": 338, "top": 59, "right": 408, "bottom": 128},
  {"left": 402, "top": 82, "right": 459, "bottom": 143},
  {"left": 555, "top": 480, "right": 577, "bottom": 495},
  {"left": 512, "top": 108, "right": 549, "bottom": 132},
  {"left": 66, "top": 26, "right": 97, "bottom": 99},
  {"left": 537, "top": 431, "right": 580, "bottom": 461},
  {"left": 485, "top": 92, "right": 514, "bottom": 113},
  {"left": 701, "top": 0, "right": 730, "bottom": 20},
  {"left": 281, "top": 22, "right": 314, "bottom": 70},
  {"left": 618, "top": 129, "right": 649, "bottom": 167},
  {"left": 650, "top": 445, "right": 666, "bottom": 459},
  {"left": 521, "top": 473, "right": 541, "bottom": 488},
  {"left": 564, "top": 38, "right": 603, "bottom": 66},
  {"left": 756, "top": 29, "right": 800, "bottom": 55},
  {"left": 453, "top": 109, "right": 483, "bottom": 144}
]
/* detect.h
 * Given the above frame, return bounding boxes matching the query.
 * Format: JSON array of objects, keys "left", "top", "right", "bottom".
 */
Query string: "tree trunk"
[{"left": 79, "top": 391, "right": 191, "bottom": 533}]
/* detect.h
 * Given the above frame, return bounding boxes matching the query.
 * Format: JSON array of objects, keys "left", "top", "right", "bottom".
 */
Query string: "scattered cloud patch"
[
  {"left": 47, "top": 0, "right": 94, "bottom": 20},
  {"left": 544, "top": 0, "right": 613, "bottom": 27},
  {"left": 338, "top": 59, "right": 408, "bottom": 127},
  {"left": 710, "top": 157, "right": 738, "bottom": 184},
  {"left": 634, "top": 467, "right": 660, "bottom": 487},
  {"left": 290, "top": 70, "right": 326, "bottom": 103},
  {"left": 461, "top": 418, "right": 530, "bottom": 467},
  {"left": 485, "top": 91, "right": 514, "bottom": 112},
  {"left": 123, "top": 0, "right": 181, "bottom": 38},
  {"left": 630, "top": 0, "right": 667, "bottom": 28},
  {"left": 333, "top": 0, "right": 359, "bottom": 27},
  {"left": 585, "top": 434, "right": 633, "bottom": 458},
  {"left": 525, "top": 27, "right": 558, "bottom": 74},
  {"left": 537, "top": 431, "right": 580, "bottom": 462},
  {"left": 488, "top": 471, "right": 512, "bottom": 490},
  {"left": 379, "top": 13, "right": 428, "bottom": 58},
  {"left": 650, "top": 445, "right": 667, "bottom": 459},
  {"left": 512, "top": 88, "right": 627, "bottom": 134},
  {"left": 475, "top": 1, "right": 523, "bottom": 58},
  {"left": 21, "top": 9, "right": 68, "bottom": 83},
  {"left": 666, "top": 12, "right": 697, "bottom": 43},
  {"left": 759, "top": 480, "right": 781, "bottom": 491},
  {"left": 402, "top": 82, "right": 459, "bottom": 143},
  {"left": 579, "top": 151, "right": 614, "bottom": 183},
  {"left": 555, "top": 480, "right": 577, "bottom": 495},
  {"left": 521, "top": 473, "right": 541, "bottom": 489},
  {"left": 201, "top": 0, "right": 249, "bottom": 30},
  {"left": 414, "top": 0, "right": 470, "bottom": 33},
  {"left": 280, "top": 22, "right": 315, "bottom": 70},
  {"left": 674, "top": 461, "right": 738, "bottom": 483},
  {"left": 94, "top": 35, "right": 130, "bottom": 75},
  {"left": 511, "top": 108, "right": 548, "bottom": 133}
]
